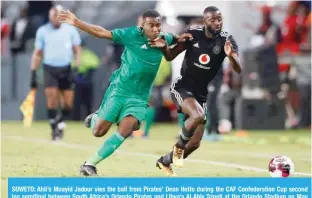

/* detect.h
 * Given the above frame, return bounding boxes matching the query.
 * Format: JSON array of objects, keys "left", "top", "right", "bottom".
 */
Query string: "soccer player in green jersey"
[{"left": 57, "top": 9, "right": 177, "bottom": 176}]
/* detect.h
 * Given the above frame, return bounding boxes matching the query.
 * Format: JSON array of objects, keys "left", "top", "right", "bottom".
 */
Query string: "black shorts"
[
  {"left": 43, "top": 64, "right": 74, "bottom": 90},
  {"left": 170, "top": 77, "right": 208, "bottom": 117}
]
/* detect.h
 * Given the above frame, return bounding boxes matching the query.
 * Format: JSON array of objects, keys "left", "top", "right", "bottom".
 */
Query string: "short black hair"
[
  {"left": 203, "top": 6, "right": 220, "bottom": 15},
  {"left": 142, "top": 9, "right": 161, "bottom": 19}
]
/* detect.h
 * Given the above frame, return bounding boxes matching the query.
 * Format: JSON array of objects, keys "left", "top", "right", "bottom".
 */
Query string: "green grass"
[{"left": 1, "top": 121, "right": 311, "bottom": 197}]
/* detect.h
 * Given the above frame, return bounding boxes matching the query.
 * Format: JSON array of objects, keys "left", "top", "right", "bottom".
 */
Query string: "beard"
[{"left": 205, "top": 26, "right": 221, "bottom": 36}]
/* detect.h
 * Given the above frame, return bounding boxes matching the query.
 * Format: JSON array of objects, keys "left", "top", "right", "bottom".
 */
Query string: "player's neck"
[{"left": 204, "top": 29, "right": 217, "bottom": 39}]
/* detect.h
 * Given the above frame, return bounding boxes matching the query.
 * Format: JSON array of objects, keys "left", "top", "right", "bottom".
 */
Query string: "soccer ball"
[{"left": 268, "top": 156, "right": 294, "bottom": 178}]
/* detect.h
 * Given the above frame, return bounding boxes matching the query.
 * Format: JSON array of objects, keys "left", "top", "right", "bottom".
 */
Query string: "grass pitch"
[{"left": 1, "top": 121, "right": 311, "bottom": 197}]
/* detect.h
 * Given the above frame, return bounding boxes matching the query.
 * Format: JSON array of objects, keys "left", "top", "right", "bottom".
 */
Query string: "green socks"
[
  {"left": 144, "top": 106, "right": 155, "bottom": 136},
  {"left": 86, "top": 132, "right": 125, "bottom": 166}
]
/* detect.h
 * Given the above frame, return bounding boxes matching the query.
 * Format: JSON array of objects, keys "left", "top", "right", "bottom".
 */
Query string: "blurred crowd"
[
  {"left": 1, "top": 1, "right": 311, "bottom": 134},
  {"left": 1, "top": 1, "right": 53, "bottom": 56},
  {"left": 244, "top": 1, "right": 311, "bottom": 129}
]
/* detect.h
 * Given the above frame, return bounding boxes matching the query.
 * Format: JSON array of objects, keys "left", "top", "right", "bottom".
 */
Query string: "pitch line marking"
[{"left": 3, "top": 135, "right": 312, "bottom": 177}]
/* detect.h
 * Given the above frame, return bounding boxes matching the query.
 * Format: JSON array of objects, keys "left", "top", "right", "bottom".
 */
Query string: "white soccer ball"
[{"left": 268, "top": 156, "right": 294, "bottom": 178}]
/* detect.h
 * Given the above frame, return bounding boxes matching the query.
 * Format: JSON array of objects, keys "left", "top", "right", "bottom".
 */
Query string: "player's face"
[
  {"left": 142, "top": 17, "right": 161, "bottom": 40},
  {"left": 49, "top": 8, "right": 61, "bottom": 28},
  {"left": 203, "top": 11, "right": 223, "bottom": 36}
]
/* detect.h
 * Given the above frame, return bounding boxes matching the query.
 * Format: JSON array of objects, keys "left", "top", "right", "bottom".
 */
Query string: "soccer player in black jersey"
[{"left": 149, "top": 6, "right": 242, "bottom": 176}]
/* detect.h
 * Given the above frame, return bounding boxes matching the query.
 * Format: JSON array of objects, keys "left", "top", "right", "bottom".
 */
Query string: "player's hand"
[
  {"left": 30, "top": 70, "right": 37, "bottom": 89},
  {"left": 177, "top": 33, "right": 193, "bottom": 43},
  {"left": 148, "top": 37, "right": 167, "bottom": 48},
  {"left": 57, "top": 9, "right": 77, "bottom": 26},
  {"left": 224, "top": 39, "right": 234, "bottom": 56}
]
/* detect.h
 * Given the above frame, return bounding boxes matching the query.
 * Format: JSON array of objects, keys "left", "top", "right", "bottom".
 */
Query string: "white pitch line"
[
  {"left": 215, "top": 151, "right": 311, "bottom": 162},
  {"left": 3, "top": 135, "right": 312, "bottom": 177}
]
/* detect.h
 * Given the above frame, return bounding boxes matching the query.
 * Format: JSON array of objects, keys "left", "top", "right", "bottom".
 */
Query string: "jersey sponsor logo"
[
  {"left": 212, "top": 46, "right": 221, "bottom": 54},
  {"left": 194, "top": 62, "right": 211, "bottom": 70},
  {"left": 140, "top": 44, "right": 147, "bottom": 49},
  {"left": 199, "top": 54, "right": 210, "bottom": 65},
  {"left": 193, "top": 43, "right": 199, "bottom": 48}
]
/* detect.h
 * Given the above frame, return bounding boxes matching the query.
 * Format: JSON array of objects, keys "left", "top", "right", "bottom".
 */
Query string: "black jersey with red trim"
[{"left": 177, "top": 25, "right": 238, "bottom": 99}]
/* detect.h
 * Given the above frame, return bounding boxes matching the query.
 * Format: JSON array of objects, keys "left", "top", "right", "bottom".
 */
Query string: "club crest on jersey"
[
  {"left": 199, "top": 54, "right": 210, "bottom": 65},
  {"left": 213, "top": 46, "right": 221, "bottom": 54}
]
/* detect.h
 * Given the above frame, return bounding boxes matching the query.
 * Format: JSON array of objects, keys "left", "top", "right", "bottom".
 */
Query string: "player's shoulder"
[
  {"left": 133, "top": 26, "right": 143, "bottom": 33},
  {"left": 218, "top": 30, "right": 236, "bottom": 40},
  {"left": 125, "top": 26, "right": 143, "bottom": 36},
  {"left": 188, "top": 25, "right": 204, "bottom": 32},
  {"left": 36, "top": 23, "right": 51, "bottom": 34},
  {"left": 113, "top": 26, "right": 138, "bottom": 33},
  {"left": 219, "top": 30, "right": 230, "bottom": 38}
]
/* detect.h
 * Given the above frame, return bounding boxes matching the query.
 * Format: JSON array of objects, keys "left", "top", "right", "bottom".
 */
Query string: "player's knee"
[
  {"left": 92, "top": 125, "right": 109, "bottom": 137},
  {"left": 192, "top": 113, "right": 205, "bottom": 125},
  {"left": 48, "top": 98, "right": 58, "bottom": 108},
  {"left": 92, "top": 129, "right": 107, "bottom": 137}
]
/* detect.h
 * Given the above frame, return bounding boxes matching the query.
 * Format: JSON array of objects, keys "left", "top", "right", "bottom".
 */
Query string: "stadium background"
[{"left": 1, "top": 0, "right": 311, "bottom": 196}]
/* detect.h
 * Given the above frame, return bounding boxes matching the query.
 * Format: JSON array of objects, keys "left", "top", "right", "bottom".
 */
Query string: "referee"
[{"left": 30, "top": 6, "right": 81, "bottom": 140}]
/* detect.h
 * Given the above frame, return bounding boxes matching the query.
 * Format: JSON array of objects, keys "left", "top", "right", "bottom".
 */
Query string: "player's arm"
[
  {"left": 30, "top": 49, "right": 43, "bottom": 71},
  {"left": 149, "top": 33, "right": 192, "bottom": 61},
  {"left": 30, "top": 28, "right": 45, "bottom": 89},
  {"left": 57, "top": 9, "right": 112, "bottom": 39},
  {"left": 71, "top": 28, "right": 82, "bottom": 66},
  {"left": 161, "top": 42, "right": 187, "bottom": 61},
  {"left": 227, "top": 52, "right": 241, "bottom": 74},
  {"left": 29, "top": 48, "right": 43, "bottom": 89},
  {"left": 224, "top": 36, "right": 242, "bottom": 74},
  {"left": 72, "top": 45, "right": 81, "bottom": 66}
]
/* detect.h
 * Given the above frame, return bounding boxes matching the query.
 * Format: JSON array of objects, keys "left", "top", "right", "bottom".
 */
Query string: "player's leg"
[
  {"left": 183, "top": 123, "right": 205, "bottom": 158},
  {"left": 86, "top": 114, "right": 140, "bottom": 167},
  {"left": 45, "top": 87, "right": 60, "bottom": 140},
  {"left": 55, "top": 66, "right": 76, "bottom": 137},
  {"left": 43, "top": 65, "right": 61, "bottom": 140},
  {"left": 160, "top": 123, "right": 205, "bottom": 168},
  {"left": 80, "top": 89, "right": 125, "bottom": 176},
  {"left": 57, "top": 89, "right": 73, "bottom": 137},
  {"left": 80, "top": 97, "right": 144, "bottom": 176},
  {"left": 172, "top": 97, "right": 205, "bottom": 167},
  {"left": 157, "top": 88, "right": 205, "bottom": 175}
]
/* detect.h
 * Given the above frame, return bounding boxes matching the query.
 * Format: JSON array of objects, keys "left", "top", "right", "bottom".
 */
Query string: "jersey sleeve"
[
  {"left": 228, "top": 35, "right": 239, "bottom": 55},
  {"left": 34, "top": 28, "right": 44, "bottom": 50},
  {"left": 163, "top": 32, "right": 174, "bottom": 46},
  {"left": 111, "top": 27, "right": 135, "bottom": 45},
  {"left": 71, "top": 27, "right": 81, "bottom": 46}
]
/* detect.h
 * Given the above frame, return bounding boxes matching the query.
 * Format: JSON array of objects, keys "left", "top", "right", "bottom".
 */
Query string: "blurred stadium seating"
[{"left": 1, "top": 0, "right": 311, "bottom": 130}]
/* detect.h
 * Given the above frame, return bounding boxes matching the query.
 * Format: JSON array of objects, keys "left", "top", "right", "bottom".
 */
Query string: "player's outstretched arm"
[
  {"left": 149, "top": 33, "right": 192, "bottom": 61},
  {"left": 224, "top": 39, "right": 242, "bottom": 74},
  {"left": 57, "top": 9, "right": 112, "bottom": 39}
]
